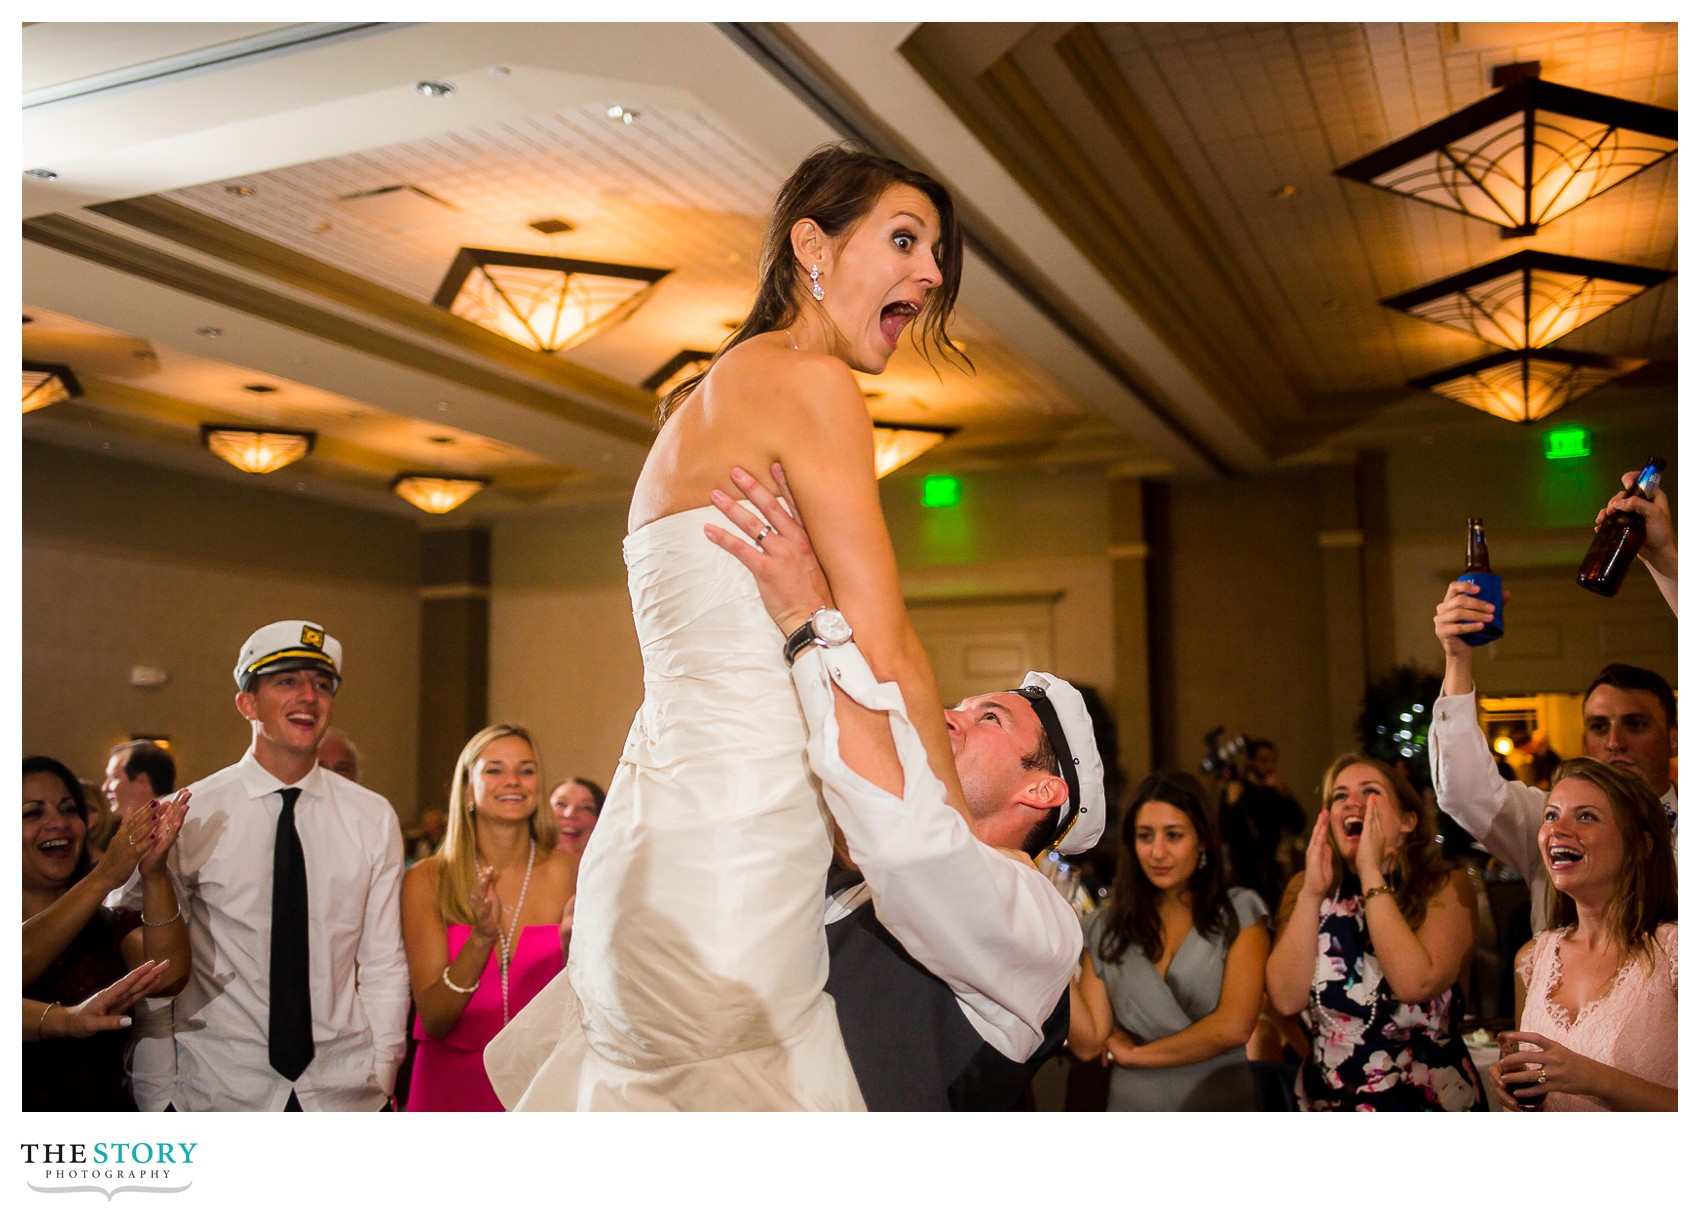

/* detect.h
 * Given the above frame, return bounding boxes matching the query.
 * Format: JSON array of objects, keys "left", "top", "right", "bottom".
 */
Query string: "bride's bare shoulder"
[{"left": 709, "top": 339, "right": 862, "bottom": 412}]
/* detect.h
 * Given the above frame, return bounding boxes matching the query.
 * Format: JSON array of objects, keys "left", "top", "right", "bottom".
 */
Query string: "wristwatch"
[{"left": 783, "top": 607, "right": 853, "bottom": 666}]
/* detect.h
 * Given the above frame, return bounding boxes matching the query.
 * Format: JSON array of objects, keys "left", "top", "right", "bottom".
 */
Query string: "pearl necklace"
[{"left": 494, "top": 837, "right": 535, "bottom": 1025}]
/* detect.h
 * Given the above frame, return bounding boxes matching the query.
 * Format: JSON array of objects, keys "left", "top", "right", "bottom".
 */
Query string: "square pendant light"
[
  {"left": 1336, "top": 73, "right": 1676, "bottom": 236},
  {"left": 1382, "top": 251, "right": 1673, "bottom": 349},
  {"left": 434, "top": 249, "right": 669, "bottom": 354},
  {"left": 1410, "top": 349, "right": 1645, "bottom": 424},
  {"left": 872, "top": 423, "right": 956, "bottom": 479},
  {"left": 391, "top": 473, "right": 488, "bottom": 514},
  {"left": 642, "top": 349, "right": 715, "bottom": 398},
  {"left": 200, "top": 424, "right": 315, "bottom": 474},
  {"left": 22, "top": 361, "right": 81, "bottom": 413}
]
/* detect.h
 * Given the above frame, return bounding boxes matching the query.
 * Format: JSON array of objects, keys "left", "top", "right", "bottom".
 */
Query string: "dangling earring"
[
  {"left": 1196, "top": 852, "right": 1207, "bottom": 871},
  {"left": 810, "top": 263, "right": 824, "bottom": 301}
]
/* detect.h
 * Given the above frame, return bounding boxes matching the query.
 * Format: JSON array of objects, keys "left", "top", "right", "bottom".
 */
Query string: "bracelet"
[
  {"left": 1362, "top": 884, "right": 1393, "bottom": 904},
  {"left": 37, "top": 1001, "right": 61, "bottom": 1040},
  {"left": 441, "top": 965, "right": 480, "bottom": 995},
  {"left": 141, "top": 903, "right": 183, "bottom": 928}
]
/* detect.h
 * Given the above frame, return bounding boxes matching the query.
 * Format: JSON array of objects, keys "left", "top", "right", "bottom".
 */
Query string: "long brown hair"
[
  {"left": 659, "top": 142, "right": 968, "bottom": 421},
  {"left": 1321, "top": 753, "right": 1450, "bottom": 930},
  {"left": 435, "top": 724, "right": 558, "bottom": 924},
  {"left": 1544, "top": 757, "right": 1677, "bottom": 965},
  {"left": 1097, "top": 771, "right": 1237, "bottom": 965}
]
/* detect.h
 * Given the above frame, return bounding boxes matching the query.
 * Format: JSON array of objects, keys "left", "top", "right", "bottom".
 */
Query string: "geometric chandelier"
[
  {"left": 391, "top": 473, "right": 488, "bottom": 515},
  {"left": 433, "top": 248, "right": 670, "bottom": 354},
  {"left": 200, "top": 424, "right": 315, "bottom": 474},
  {"left": 1382, "top": 251, "right": 1674, "bottom": 350},
  {"left": 871, "top": 422, "right": 957, "bottom": 479},
  {"left": 23, "top": 361, "right": 81, "bottom": 413},
  {"left": 1335, "top": 68, "right": 1678, "bottom": 237},
  {"left": 1409, "top": 349, "right": 1647, "bottom": 425}
]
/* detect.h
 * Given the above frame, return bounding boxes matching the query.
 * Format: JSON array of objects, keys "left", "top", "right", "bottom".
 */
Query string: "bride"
[{"left": 486, "top": 144, "right": 971, "bottom": 1110}]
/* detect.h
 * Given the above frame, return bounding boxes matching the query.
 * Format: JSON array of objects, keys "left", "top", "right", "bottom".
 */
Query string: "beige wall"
[{"left": 22, "top": 441, "right": 422, "bottom": 817}]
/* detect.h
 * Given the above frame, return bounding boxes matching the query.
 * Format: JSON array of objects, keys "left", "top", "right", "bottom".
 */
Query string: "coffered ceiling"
[{"left": 21, "top": 21, "right": 1678, "bottom": 520}]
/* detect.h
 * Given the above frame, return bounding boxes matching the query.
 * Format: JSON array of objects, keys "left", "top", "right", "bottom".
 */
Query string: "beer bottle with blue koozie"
[
  {"left": 1459, "top": 518, "right": 1501, "bottom": 646},
  {"left": 1577, "top": 458, "right": 1666, "bottom": 598}
]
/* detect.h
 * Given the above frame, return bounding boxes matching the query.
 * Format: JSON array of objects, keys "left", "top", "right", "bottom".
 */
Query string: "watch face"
[{"left": 813, "top": 608, "right": 852, "bottom": 645}]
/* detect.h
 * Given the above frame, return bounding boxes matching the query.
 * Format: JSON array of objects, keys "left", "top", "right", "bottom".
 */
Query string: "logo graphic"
[
  {"left": 20, "top": 1143, "right": 196, "bottom": 1200},
  {"left": 301, "top": 625, "right": 324, "bottom": 649}
]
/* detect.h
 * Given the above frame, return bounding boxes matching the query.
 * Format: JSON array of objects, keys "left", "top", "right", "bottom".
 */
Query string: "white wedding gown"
[{"left": 485, "top": 506, "right": 865, "bottom": 1109}]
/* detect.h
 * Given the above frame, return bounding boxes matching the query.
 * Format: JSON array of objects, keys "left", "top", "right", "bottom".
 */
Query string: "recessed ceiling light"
[
  {"left": 243, "top": 383, "right": 278, "bottom": 394},
  {"left": 529, "top": 218, "right": 574, "bottom": 235},
  {"left": 196, "top": 326, "right": 223, "bottom": 338},
  {"left": 1270, "top": 184, "right": 1300, "bottom": 200},
  {"left": 24, "top": 168, "right": 58, "bottom": 180},
  {"left": 415, "top": 80, "right": 455, "bottom": 98},
  {"left": 605, "top": 105, "right": 638, "bottom": 124},
  {"left": 225, "top": 184, "right": 256, "bottom": 197},
  {"left": 428, "top": 435, "right": 455, "bottom": 444}
]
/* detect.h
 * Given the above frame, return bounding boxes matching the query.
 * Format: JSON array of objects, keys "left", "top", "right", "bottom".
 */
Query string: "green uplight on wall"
[
  {"left": 1543, "top": 426, "right": 1592, "bottom": 460},
  {"left": 921, "top": 475, "right": 962, "bottom": 508}
]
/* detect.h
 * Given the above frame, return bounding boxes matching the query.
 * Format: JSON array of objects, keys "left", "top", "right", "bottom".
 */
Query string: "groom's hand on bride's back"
[{"left": 704, "top": 462, "right": 837, "bottom": 635}]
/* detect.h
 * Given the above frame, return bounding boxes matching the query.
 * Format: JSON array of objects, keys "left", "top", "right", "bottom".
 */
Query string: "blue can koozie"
[{"left": 1458, "top": 572, "right": 1503, "bottom": 647}]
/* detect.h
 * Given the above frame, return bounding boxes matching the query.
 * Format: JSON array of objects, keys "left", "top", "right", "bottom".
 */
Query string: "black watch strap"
[{"left": 783, "top": 620, "right": 818, "bottom": 667}]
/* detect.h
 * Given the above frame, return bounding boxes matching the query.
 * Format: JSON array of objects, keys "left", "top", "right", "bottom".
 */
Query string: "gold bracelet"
[
  {"left": 36, "top": 1001, "right": 61, "bottom": 1040},
  {"left": 141, "top": 903, "right": 183, "bottom": 928},
  {"left": 1362, "top": 884, "right": 1393, "bottom": 904},
  {"left": 441, "top": 965, "right": 480, "bottom": 995}
]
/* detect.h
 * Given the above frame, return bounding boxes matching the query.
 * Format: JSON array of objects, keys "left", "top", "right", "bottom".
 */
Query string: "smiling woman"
[
  {"left": 400, "top": 724, "right": 575, "bottom": 1111},
  {"left": 1266, "top": 753, "right": 1485, "bottom": 1111},
  {"left": 21, "top": 755, "right": 190, "bottom": 1111},
  {"left": 1488, "top": 757, "right": 1677, "bottom": 1112}
]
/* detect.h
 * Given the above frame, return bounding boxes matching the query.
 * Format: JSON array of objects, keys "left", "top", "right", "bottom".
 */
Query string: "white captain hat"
[
  {"left": 1011, "top": 671, "right": 1106, "bottom": 855},
  {"left": 234, "top": 620, "right": 342, "bottom": 692}
]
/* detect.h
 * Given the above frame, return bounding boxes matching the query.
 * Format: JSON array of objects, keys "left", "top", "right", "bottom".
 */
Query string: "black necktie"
[{"left": 268, "top": 787, "right": 315, "bottom": 1082}]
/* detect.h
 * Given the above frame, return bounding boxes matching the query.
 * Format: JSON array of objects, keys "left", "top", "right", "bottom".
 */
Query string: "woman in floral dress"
[
  {"left": 1488, "top": 757, "right": 1676, "bottom": 1111},
  {"left": 1267, "top": 754, "right": 1484, "bottom": 1110}
]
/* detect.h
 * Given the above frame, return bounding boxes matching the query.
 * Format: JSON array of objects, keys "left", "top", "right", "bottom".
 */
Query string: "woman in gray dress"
[{"left": 1069, "top": 771, "right": 1270, "bottom": 1111}]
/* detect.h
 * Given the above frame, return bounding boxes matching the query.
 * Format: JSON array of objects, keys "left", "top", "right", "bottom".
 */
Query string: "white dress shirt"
[
  {"left": 124, "top": 749, "right": 409, "bottom": 1110},
  {"left": 793, "top": 640, "right": 1082, "bottom": 1062},
  {"left": 1431, "top": 688, "right": 1676, "bottom": 935}
]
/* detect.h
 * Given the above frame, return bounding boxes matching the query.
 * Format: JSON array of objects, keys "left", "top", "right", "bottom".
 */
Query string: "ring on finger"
[
  {"left": 1536, "top": 1067, "right": 1548, "bottom": 1085},
  {"left": 754, "top": 523, "right": 774, "bottom": 543}
]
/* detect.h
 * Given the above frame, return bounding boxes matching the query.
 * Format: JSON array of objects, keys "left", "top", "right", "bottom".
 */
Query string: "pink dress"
[
  {"left": 408, "top": 924, "right": 564, "bottom": 1111},
  {"left": 1517, "top": 922, "right": 1677, "bottom": 1111}
]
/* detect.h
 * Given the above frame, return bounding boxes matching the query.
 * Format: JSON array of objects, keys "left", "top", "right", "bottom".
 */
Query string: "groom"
[{"left": 706, "top": 465, "right": 1103, "bottom": 1110}]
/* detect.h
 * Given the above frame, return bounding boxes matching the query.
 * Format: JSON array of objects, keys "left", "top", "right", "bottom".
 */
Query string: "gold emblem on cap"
[{"left": 301, "top": 625, "right": 324, "bottom": 649}]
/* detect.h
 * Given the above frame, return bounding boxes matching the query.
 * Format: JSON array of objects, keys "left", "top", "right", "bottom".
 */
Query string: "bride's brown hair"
[{"left": 659, "top": 142, "right": 969, "bottom": 422}]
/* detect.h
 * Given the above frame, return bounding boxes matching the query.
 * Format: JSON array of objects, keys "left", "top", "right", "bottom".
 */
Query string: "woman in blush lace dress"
[
  {"left": 1266, "top": 754, "right": 1484, "bottom": 1111},
  {"left": 1489, "top": 757, "right": 1677, "bottom": 1111}
]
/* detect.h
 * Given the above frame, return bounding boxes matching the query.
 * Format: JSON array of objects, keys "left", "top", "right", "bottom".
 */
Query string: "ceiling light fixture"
[
  {"left": 1409, "top": 349, "right": 1645, "bottom": 425},
  {"left": 1335, "top": 64, "right": 1677, "bottom": 236},
  {"left": 200, "top": 424, "right": 315, "bottom": 474},
  {"left": 24, "top": 168, "right": 58, "bottom": 180},
  {"left": 642, "top": 349, "right": 716, "bottom": 398},
  {"left": 433, "top": 248, "right": 670, "bottom": 354},
  {"left": 414, "top": 80, "right": 455, "bottom": 98},
  {"left": 391, "top": 473, "right": 488, "bottom": 515},
  {"left": 871, "top": 422, "right": 957, "bottom": 479},
  {"left": 1383, "top": 251, "right": 1673, "bottom": 350},
  {"left": 606, "top": 105, "right": 639, "bottom": 124},
  {"left": 22, "top": 361, "right": 81, "bottom": 413}
]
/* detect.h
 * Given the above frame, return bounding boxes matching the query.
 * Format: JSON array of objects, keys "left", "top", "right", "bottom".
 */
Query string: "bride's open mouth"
[{"left": 879, "top": 301, "right": 919, "bottom": 348}]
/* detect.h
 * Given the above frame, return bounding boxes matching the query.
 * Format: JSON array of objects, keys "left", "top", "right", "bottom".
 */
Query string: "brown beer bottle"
[
  {"left": 1459, "top": 518, "right": 1502, "bottom": 646},
  {"left": 1577, "top": 458, "right": 1666, "bottom": 598}
]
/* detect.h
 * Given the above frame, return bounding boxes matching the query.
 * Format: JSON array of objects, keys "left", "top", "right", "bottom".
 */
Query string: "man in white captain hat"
[
  {"left": 700, "top": 471, "right": 1101, "bottom": 1110},
  {"left": 126, "top": 620, "right": 409, "bottom": 1111}
]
